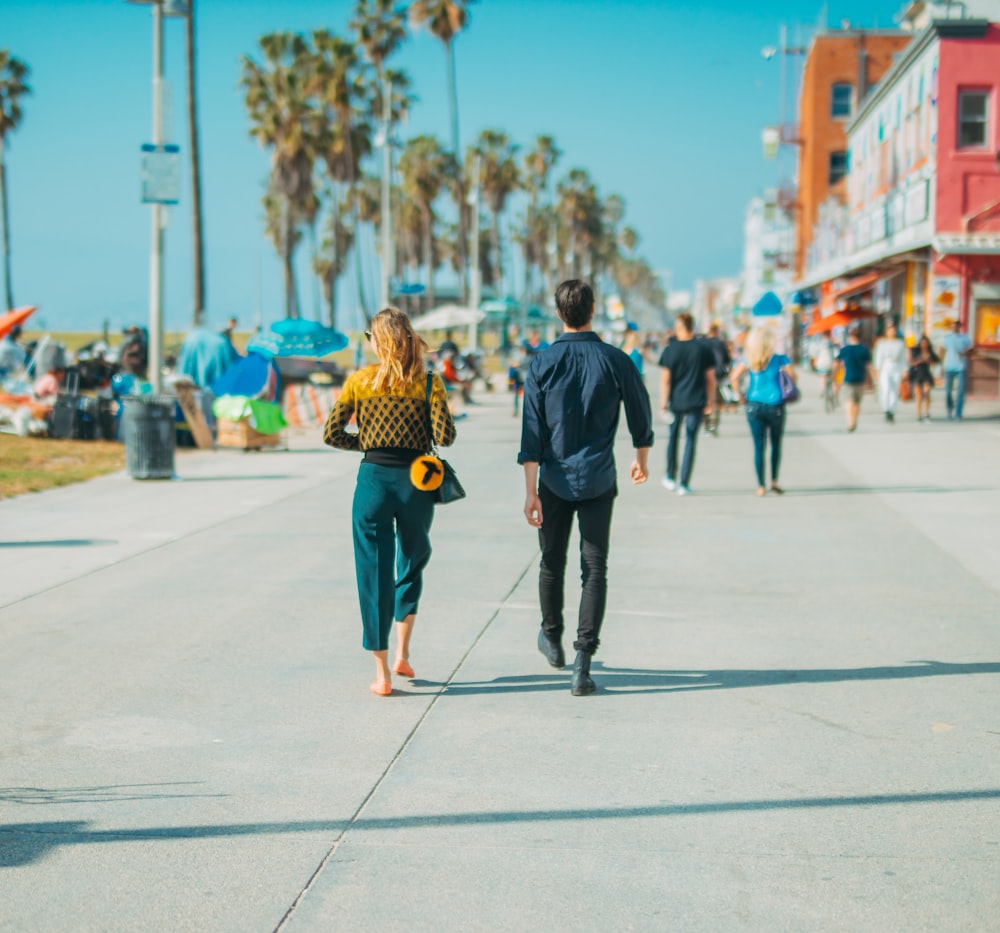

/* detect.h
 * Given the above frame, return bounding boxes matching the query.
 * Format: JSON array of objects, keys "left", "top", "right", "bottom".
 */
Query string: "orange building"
[{"left": 795, "top": 28, "right": 911, "bottom": 277}]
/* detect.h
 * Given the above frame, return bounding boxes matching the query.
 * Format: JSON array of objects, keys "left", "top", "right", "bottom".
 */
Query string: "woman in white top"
[{"left": 873, "top": 321, "right": 907, "bottom": 423}]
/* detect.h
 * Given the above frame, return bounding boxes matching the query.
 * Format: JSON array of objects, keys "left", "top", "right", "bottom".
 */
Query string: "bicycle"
[{"left": 821, "top": 371, "right": 839, "bottom": 413}]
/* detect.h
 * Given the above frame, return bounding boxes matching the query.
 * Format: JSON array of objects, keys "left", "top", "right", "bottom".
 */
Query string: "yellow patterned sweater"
[{"left": 323, "top": 367, "right": 456, "bottom": 455}]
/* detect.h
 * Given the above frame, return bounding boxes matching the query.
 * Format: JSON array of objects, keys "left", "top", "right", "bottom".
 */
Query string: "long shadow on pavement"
[
  {"left": 5, "top": 787, "right": 1000, "bottom": 866},
  {"left": 689, "top": 484, "right": 995, "bottom": 497},
  {"left": 434, "top": 660, "right": 1000, "bottom": 696}
]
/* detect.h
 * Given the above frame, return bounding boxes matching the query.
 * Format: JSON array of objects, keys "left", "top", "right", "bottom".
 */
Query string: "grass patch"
[{"left": 0, "top": 436, "right": 125, "bottom": 499}]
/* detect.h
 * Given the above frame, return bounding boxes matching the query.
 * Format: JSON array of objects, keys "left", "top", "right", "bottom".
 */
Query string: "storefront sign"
[{"left": 929, "top": 276, "right": 960, "bottom": 331}]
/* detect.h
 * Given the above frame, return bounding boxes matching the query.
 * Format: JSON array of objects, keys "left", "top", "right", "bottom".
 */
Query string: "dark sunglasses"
[{"left": 364, "top": 330, "right": 372, "bottom": 341}]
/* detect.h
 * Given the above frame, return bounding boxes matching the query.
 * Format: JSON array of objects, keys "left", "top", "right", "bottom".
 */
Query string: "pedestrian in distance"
[
  {"left": 874, "top": 320, "right": 907, "bottom": 423},
  {"left": 621, "top": 322, "right": 645, "bottom": 376},
  {"left": 323, "top": 307, "right": 457, "bottom": 697},
  {"left": 0, "top": 324, "right": 26, "bottom": 378},
  {"left": 701, "top": 322, "right": 732, "bottom": 434},
  {"left": 728, "top": 327, "right": 795, "bottom": 497},
  {"left": 909, "top": 335, "right": 939, "bottom": 422},
  {"left": 941, "top": 320, "right": 974, "bottom": 420},
  {"left": 836, "top": 326, "right": 875, "bottom": 432},
  {"left": 658, "top": 312, "right": 716, "bottom": 494},
  {"left": 519, "top": 280, "right": 653, "bottom": 696}
]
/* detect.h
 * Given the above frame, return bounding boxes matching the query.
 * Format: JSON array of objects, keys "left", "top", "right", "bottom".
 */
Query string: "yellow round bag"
[{"left": 410, "top": 454, "right": 444, "bottom": 491}]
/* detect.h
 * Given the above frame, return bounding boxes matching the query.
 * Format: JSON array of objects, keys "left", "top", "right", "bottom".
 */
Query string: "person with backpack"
[{"left": 729, "top": 327, "right": 796, "bottom": 496}]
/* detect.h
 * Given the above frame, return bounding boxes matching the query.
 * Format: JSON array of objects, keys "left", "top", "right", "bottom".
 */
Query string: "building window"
[
  {"left": 958, "top": 90, "right": 989, "bottom": 148},
  {"left": 831, "top": 83, "right": 854, "bottom": 118},
  {"left": 829, "top": 150, "right": 849, "bottom": 186}
]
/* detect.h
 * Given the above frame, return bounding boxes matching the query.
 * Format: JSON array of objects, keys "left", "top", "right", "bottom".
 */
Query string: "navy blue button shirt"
[{"left": 518, "top": 331, "right": 654, "bottom": 501}]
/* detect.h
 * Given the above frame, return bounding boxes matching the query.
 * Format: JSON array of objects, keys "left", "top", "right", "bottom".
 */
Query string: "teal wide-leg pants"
[{"left": 352, "top": 462, "right": 435, "bottom": 651}]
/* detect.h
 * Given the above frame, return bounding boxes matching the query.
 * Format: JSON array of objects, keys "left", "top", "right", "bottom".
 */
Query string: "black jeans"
[
  {"left": 538, "top": 482, "right": 615, "bottom": 655},
  {"left": 666, "top": 410, "right": 703, "bottom": 486},
  {"left": 746, "top": 402, "right": 785, "bottom": 486}
]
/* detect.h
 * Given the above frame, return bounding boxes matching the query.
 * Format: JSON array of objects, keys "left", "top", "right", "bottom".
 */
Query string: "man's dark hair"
[
  {"left": 555, "top": 280, "right": 594, "bottom": 328},
  {"left": 675, "top": 312, "right": 695, "bottom": 334}
]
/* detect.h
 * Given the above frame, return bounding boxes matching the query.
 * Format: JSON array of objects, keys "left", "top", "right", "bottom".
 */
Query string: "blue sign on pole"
[{"left": 140, "top": 144, "right": 181, "bottom": 205}]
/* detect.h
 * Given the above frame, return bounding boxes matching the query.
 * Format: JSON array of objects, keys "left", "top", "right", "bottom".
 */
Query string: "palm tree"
[
  {"left": 409, "top": 0, "right": 476, "bottom": 303},
  {"left": 241, "top": 33, "right": 321, "bottom": 319},
  {"left": 470, "top": 130, "right": 519, "bottom": 295},
  {"left": 0, "top": 51, "right": 31, "bottom": 311},
  {"left": 555, "top": 168, "right": 602, "bottom": 282},
  {"left": 398, "top": 135, "right": 451, "bottom": 310},
  {"left": 351, "top": 0, "right": 407, "bottom": 96},
  {"left": 310, "top": 30, "right": 373, "bottom": 321},
  {"left": 520, "top": 134, "right": 560, "bottom": 304},
  {"left": 184, "top": 0, "right": 206, "bottom": 327},
  {"left": 313, "top": 193, "right": 355, "bottom": 326},
  {"left": 351, "top": 2, "right": 409, "bottom": 310}
]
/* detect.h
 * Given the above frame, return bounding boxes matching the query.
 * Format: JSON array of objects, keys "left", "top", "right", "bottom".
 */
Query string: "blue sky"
[{"left": 3, "top": 0, "right": 906, "bottom": 332}]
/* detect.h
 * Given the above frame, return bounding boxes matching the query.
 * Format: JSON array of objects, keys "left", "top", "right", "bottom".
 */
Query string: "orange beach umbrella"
[{"left": 0, "top": 305, "right": 38, "bottom": 340}]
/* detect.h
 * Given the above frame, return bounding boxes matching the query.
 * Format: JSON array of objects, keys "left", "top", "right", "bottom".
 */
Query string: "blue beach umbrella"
[
  {"left": 752, "top": 291, "right": 783, "bottom": 316},
  {"left": 247, "top": 319, "right": 349, "bottom": 358}
]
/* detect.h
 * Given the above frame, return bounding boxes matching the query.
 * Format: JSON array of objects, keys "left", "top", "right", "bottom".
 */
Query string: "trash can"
[{"left": 122, "top": 396, "right": 176, "bottom": 479}]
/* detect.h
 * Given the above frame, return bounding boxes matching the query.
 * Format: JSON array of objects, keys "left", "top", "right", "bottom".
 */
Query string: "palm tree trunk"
[
  {"left": 282, "top": 195, "right": 297, "bottom": 319},
  {"left": 0, "top": 141, "right": 12, "bottom": 310},
  {"left": 309, "top": 219, "right": 321, "bottom": 320},
  {"left": 185, "top": 0, "right": 206, "bottom": 327},
  {"left": 491, "top": 210, "right": 501, "bottom": 294},
  {"left": 445, "top": 40, "right": 468, "bottom": 305},
  {"left": 422, "top": 209, "right": 435, "bottom": 311}
]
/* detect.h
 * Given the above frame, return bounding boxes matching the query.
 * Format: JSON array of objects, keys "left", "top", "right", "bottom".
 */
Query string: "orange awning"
[
  {"left": 805, "top": 308, "right": 877, "bottom": 336},
  {"left": 832, "top": 272, "right": 883, "bottom": 302}
]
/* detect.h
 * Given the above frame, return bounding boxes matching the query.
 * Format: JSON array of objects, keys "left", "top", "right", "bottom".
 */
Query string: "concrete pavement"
[{"left": 1, "top": 373, "right": 999, "bottom": 931}]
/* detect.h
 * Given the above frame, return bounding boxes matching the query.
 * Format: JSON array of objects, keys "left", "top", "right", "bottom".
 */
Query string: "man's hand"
[
  {"left": 524, "top": 492, "right": 543, "bottom": 528},
  {"left": 630, "top": 459, "right": 648, "bottom": 485},
  {"left": 631, "top": 447, "right": 650, "bottom": 485}
]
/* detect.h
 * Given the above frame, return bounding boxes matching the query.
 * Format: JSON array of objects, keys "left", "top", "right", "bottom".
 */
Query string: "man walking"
[
  {"left": 941, "top": 320, "right": 974, "bottom": 420},
  {"left": 658, "top": 312, "right": 716, "bottom": 494},
  {"left": 519, "top": 280, "right": 653, "bottom": 696},
  {"left": 702, "top": 322, "right": 731, "bottom": 433},
  {"left": 836, "top": 326, "right": 875, "bottom": 432}
]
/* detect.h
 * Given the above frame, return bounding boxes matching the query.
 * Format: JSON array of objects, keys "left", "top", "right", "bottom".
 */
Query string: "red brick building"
[{"left": 795, "top": 29, "right": 912, "bottom": 278}]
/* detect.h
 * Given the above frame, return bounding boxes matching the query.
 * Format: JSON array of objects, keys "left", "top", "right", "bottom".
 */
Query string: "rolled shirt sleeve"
[
  {"left": 322, "top": 375, "right": 360, "bottom": 451},
  {"left": 619, "top": 357, "right": 654, "bottom": 448}
]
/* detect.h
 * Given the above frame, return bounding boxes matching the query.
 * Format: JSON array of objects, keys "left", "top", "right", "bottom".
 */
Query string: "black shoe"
[
  {"left": 537, "top": 629, "right": 565, "bottom": 669},
  {"left": 570, "top": 650, "right": 596, "bottom": 696}
]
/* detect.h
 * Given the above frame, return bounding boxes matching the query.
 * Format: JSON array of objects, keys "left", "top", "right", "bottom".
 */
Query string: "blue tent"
[{"left": 209, "top": 351, "right": 280, "bottom": 402}]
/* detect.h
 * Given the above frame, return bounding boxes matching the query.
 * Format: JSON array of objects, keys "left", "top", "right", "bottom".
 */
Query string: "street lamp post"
[
  {"left": 378, "top": 75, "right": 393, "bottom": 312},
  {"left": 128, "top": 0, "right": 186, "bottom": 393},
  {"left": 468, "top": 153, "right": 481, "bottom": 351}
]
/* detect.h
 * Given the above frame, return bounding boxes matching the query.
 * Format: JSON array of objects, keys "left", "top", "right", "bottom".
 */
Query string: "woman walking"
[
  {"left": 729, "top": 327, "right": 796, "bottom": 497},
  {"left": 909, "top": 335, "right": 939, "bottom": 423},
  {"left": 874, "top": 321, "right": 907, "bottom": 423},
  {"left": 323, "top": 308, "right": 456, "bottom": 696}
]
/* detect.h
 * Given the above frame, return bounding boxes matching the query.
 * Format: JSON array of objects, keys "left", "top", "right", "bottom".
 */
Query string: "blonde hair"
[
  {"left": 745, "top": 327, "right": 775, "bottom": 372},
  {"left": 368, "top": 307, "right": 428, "bottom": 393}
]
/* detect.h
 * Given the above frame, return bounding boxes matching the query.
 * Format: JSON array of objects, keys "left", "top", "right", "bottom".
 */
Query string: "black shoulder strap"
[{"left": 424, "top": 372, "right": 436, "bottom": 454}]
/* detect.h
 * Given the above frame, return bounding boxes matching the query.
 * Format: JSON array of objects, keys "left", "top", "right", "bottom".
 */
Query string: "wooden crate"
[{"left": 216, "top": 418, "right": 282, "bottom": 450}]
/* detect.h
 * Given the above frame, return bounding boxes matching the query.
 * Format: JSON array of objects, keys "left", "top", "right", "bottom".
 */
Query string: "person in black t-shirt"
[{"left": 658, "top": 313, "right": 716, "bottom": 494}]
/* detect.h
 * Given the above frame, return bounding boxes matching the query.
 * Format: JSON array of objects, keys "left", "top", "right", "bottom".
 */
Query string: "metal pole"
[
  {"left": 379, "top": 74, "right": 393, "bottom": 311},
  {"left": 149, "top": 0, "right": 165, "bottom": 393},
  {"left": 468, "top": 153, "right": 481, "bottom": 351}
]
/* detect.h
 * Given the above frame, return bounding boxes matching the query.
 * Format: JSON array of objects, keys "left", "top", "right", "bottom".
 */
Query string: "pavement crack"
[{"left": 272, "top": 552, "right": 537, "bottom": 932}]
